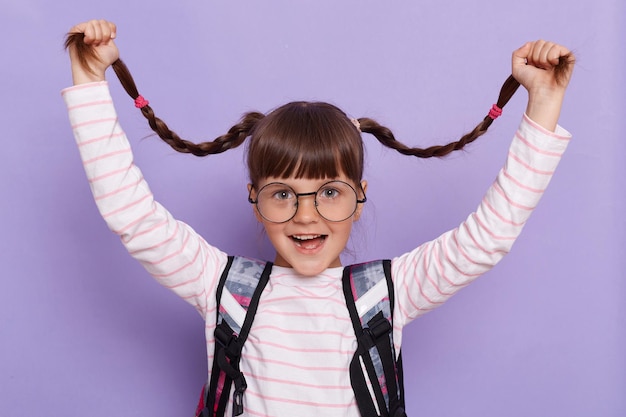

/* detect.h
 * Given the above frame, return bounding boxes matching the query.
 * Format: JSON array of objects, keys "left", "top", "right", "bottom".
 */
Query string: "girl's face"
[{"left": 249, "top": 175, "right": 367, "bottom": 277}]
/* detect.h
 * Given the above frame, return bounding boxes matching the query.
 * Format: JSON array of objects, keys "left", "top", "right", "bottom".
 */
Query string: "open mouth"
[{"left": 291, "top": 234, "right": 327, "bottom": 250}]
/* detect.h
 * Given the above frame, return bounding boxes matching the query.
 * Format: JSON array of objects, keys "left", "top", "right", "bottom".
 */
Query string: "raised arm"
[
  {"left": 513, "top": 40, "right": 574, "bottom": 131},
  {"left": 67, "top": 20, "right": 119, "bottom": 85},
  {"left": 63, "top": 20, "right": 228, "bottom": 316},
  {"left": 391, "top": 41, "right": 574, "bottom": 330}
]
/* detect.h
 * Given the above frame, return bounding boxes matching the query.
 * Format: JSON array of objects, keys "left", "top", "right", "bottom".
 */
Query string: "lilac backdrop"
[{"left": 1, "top": 0, "right": 624, "bottom": 415}]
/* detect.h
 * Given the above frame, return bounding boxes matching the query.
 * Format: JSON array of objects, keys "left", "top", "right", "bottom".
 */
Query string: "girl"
[{"left": 63, "top": 19, "right": 573, "bottom": 417}]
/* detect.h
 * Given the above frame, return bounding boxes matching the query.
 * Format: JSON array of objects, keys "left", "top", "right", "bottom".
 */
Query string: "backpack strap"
[
  {"left": 342, "top": 260, "right": 406, "bottom": 417},
  {"left": 200, "top": 256, "right": 272, "bottom": 417}
]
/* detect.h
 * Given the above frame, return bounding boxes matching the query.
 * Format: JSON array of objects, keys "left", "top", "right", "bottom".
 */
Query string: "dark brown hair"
[
  {"left": 245, "top": 101, "right": 363, "bottom": 186},
  {"left": 66, "top": 33, "right": 573, "bottom": 186}
]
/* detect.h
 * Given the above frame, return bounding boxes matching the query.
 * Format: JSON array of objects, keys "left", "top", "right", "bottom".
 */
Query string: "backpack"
[{"left": 196, "top": 256, "right": 406, "bottom": 417}]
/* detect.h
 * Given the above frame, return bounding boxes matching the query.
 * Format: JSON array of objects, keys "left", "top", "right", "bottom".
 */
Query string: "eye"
[
  {"left": 318, "top": 185, "right": 341, "bottom": 200},
  {"left": 273, "top": 189, "right": 294, "bottom": 200},
  {"left": 261, "top": 184, "right": 295, "bottom": 201}
]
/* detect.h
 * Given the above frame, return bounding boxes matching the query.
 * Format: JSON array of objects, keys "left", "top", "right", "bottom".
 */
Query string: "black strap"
[
  {"left": 349, "top": 347, "right": 382, "bottom": 417},
  {"left": 342, "top": 260, "right": 405, "bottom": 417},
  {"left": 377, "top": 260, "right": 405, "bottom": 416},
  {"left": 206, "top": 256, "right": 236, "bottom": 416},
  {"left": 204, "top": 257, "right": 273, "bottom": 417},
  {"left": 342, "top": 264, "right": 380, "bottom": 417},
  {"left": 395, "top": 352, "right": 406, "bottom": 416},
  {"left": 381, "top": 260, "right": 406, "bottom": 415}
]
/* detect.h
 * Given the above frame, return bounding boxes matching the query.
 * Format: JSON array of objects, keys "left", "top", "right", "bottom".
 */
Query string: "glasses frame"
[{"left": 248, "top": 180, "right": 367, "bottom": 224}]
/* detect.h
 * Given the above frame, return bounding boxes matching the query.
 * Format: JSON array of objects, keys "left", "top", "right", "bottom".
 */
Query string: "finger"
[
  {"left": 528, "top": 40, "right": 570, "bottom": 70},
  {"left": 512, "top": 42, "right": 532, "bottom": 67},
  {"left": 79, "top": 19, "right": 115, "bottom": 45},
  {"left": 79, "top": 20, "right": 97, "bottom": 44},
  {"left": 69, "top": 21, "right": 88, "bottom": 35},
  {"left": 97, "top": 19, "right": 117, "bottom": 42},
  {"left": 99, "top": 19, "right": 112, "bottom": 42},
  {"left": 91, "top": 21, "right": 103, "bottom": 45},
  {"left": 537, "top": 41, "right": 558, "bottom": 69},
  {"left": 529, "top": 40, "right": 549, "bottom": 69},
  {"left": 546, "top": 43, "right": 570, "bottom": 66}
]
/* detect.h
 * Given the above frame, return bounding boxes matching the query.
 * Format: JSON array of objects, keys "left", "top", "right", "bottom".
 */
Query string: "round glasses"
[{"left": 248, "top": 180, "right": 367, "bottom": 223}]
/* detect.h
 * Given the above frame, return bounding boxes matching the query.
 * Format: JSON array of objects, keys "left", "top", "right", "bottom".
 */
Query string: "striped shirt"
[{"left": 63, "top": 81, "right": 571, "bottom": 417}]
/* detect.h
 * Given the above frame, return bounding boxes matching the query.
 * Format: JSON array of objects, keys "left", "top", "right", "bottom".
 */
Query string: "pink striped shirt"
[{"left": 62, "top": 81, "right": 571, "bottom": 417}]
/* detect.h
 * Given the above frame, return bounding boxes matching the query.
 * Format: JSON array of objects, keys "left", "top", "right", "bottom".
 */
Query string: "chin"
[
  {"left": 294, "top": 265, "right": 325, "bottom": 277},
  {"left": 290, "top": 257, "right": 340, "bottom": 277}
]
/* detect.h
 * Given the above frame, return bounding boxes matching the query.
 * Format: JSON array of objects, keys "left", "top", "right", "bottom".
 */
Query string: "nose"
[{"left": 292, "top": 194, "right": 319, "bottom": 223}]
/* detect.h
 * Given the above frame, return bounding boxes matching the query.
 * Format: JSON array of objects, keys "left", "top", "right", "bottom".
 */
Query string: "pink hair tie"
[
  {"left": 134, "top": 95, "right": 150, "bottom": 109},
  {"left": 488, "top": 104, "right": 502, "bottom": 120}
]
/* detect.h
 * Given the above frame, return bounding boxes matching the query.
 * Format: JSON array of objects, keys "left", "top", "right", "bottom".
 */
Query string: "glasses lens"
[
  {"left": 315, "top": 181, "right": 358, "bottom": 222},
  {"left": 256, "top": 183, "right": 298, "bottom": 223},
  {"left": 253, "top": 181, "right": 362, "bottom": 223}
]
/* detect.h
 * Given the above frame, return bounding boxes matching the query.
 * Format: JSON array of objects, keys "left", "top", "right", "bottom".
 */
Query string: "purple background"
[{"left": 1, "top": 0, "right": 624, "bottom": 415}]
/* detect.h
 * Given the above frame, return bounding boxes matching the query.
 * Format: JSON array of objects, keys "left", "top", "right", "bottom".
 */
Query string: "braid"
[
  {"left": 65, "top": 33, "right": 263, "bottom": 156},
  {"left": 66, "top": 31, "right": 573, "bottom": 160},
  {"left": 360, "top": 53, "right": 574, "bottom": 158}
]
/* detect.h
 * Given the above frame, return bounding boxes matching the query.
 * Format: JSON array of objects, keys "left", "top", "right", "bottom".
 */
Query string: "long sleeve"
[
  {"left": 62, "top": 81, "right": 228, "bottom": 316},
  {"left": 392, "top": 115, "right": 571, "bottom": 329},
  {"left": 62, "top": 81, "right": 572, "bottom": 416}
]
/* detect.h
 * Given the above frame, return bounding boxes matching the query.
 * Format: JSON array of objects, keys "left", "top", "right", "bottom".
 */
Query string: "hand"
[
  {"left": 512, "top": 40, "right": 575, "bottom": 131},
  {"left": 513, "top": 40, "right": 574, "bottom": 96},
  {"left": 66, "top": 20, "right": 119, "bottom": 85}
]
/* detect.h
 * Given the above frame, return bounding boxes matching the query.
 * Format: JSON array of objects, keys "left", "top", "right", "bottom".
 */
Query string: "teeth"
[{"left": 292, "top": 235, "right": 321, "bottom": 241}]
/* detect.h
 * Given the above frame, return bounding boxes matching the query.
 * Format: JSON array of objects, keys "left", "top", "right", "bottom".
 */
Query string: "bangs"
[{"left": 247, "top": 102, "right": 363, "bottom": 185}]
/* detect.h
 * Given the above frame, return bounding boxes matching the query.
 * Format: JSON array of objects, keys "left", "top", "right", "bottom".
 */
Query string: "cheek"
[
  {"left": 260, "top": 222, "right": 283, "bottom": 241},
  {"left": 332, "top": 221, "right": 355, "bottom": 240},
  {"left": 252, "top": 205, "right": 264, "bottom": 223}
]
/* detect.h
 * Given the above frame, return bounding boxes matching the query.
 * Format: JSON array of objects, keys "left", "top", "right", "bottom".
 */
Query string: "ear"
[
  {"left": 354, "top": 180, "right": 368, "bottom": 221},
  {"left": 248, "top": 183, "right": 264, "bottom": 223}
]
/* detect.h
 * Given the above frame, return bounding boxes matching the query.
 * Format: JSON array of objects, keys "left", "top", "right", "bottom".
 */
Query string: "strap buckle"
[
  {"left": 361, "top": 311, "right": 392, "bottom": 349},
  {"left": 215, "top": 321, "right": 243, "bottom": 359},
  {"left": 232, "top": 375, "right": 248, "bottom": 416}
]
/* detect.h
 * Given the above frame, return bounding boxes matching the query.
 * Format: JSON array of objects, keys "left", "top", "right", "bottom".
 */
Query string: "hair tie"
[
  {"left": 134, "top": 95, "right": 150, "bottom": 109},
  {"left": 351, "top": 118, "right": 361, "bottom": 132},
  {"left": 488, "top": 104, "right": 503, "bottom": 120}
]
